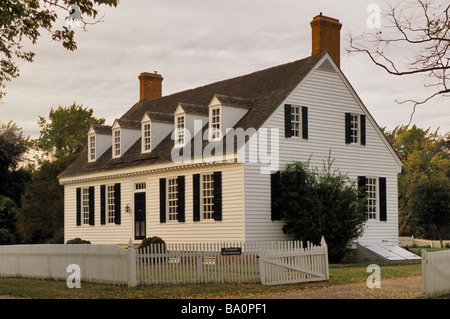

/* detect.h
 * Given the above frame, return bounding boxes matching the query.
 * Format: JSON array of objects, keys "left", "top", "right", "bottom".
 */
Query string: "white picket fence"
[
  {"left": 422, "top": 249, "right": 450, "bottom": 298},
  {"left": 0, "top": 244, "right": 131, "bottom": 286},
  {"left": 0, "top": 239, "right": 329, "bottom": 287},
  {"left": 136, "top": 238, "right": 329, "bottom": 286}
]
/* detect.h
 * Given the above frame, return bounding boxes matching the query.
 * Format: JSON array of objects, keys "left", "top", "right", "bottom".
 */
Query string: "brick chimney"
[
  {"left": 310, "top": 13, "right": 342, "bottom": 67},
  {"left": 138, "top": 71, "right": 163, "bottom": 102}
]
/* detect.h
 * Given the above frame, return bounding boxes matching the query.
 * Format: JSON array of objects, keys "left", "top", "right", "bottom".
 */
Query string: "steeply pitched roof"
[{"left": 59, "top": 53, "right": 325, "bottom": 179}]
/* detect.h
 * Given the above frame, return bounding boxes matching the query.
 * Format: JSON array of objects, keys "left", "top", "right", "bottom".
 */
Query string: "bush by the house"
[
  {"left": 138, "top": 236, "right": 166, "bottom": 250},
  {"left": 274, "top": 158, "right": 368, "bottom": 263},
  {"left": 66, "top": 238, "right": 91, "bottom": 244}
]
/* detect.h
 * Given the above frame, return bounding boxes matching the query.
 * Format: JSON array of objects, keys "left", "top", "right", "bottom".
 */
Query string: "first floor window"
[
  {"left": 201, "top": 173, "right": 214, "bottom": 220},
  {"left": 107, "top": 185, "right": 115, "bottom": 224},
  {"left": 82, "top": 188, "right": 90, "bottom": 225},
  {"left": 366, "top": 177, "right": 377, "bottom": 220},
  {"left": 167, "top": 177, "right": 178, "bottom": 221}
]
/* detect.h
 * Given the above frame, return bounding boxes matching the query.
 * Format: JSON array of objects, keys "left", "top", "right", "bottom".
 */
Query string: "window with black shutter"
[
  {"left": 114, "top": 183, "right": 121, "bottom": 225},
  {"left": 379, "top": 177, "right": 387, "bottom": 221},
  {"left": 100, "top": 185, "right": 106, "bottom": 225},
  {"left": 271, "top": 171, "right": 281, "bottom": 220},
  {"left": 213, "top": 171, "right": 222, "bottom": 221},
  {"left": 285, "top": 104, "right": 292, "bottom": 138},
  {"left": 88, "top": 186, "right": 95, "bottom": 226},
  {"left": 193, "top": 174, "right": 200, "bottom": 222},
  {"left": 76, "top": 188, "right": 81, "bottom": 226},
  {"left": 159, "top": 178, "right": 166, "bottom": 223},
  {"left": 177, "top": 176, "right": 185, "bottom": 222},
  {"left": 302, "top": 106, "right": 308, "bottom": 139}
]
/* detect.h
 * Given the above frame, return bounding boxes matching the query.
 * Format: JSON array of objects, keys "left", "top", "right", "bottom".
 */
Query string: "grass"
[{"left": 0, "top": 260, "right": 423, "bottom": 299}]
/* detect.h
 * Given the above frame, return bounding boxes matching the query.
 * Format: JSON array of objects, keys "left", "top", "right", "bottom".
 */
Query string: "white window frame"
[
  {"left": 82, "top": 187, "right": 90, "bottom": 225},
  {"left": 350, "top": 114, "right": 360, "bottom": 144},
  {"left": 113, "top": 129, "right": 121, "bottom": 158},
  {"left": 88, "top": 134, "right": 96, "bottom": 162},
  {"left": 167, "top": 177, "right": 178, "bottom": 221},
  {"left": 366, "top": 177, "right": 378, "bottom": 220},
  {"left": 209, "top": 106, "right": 221, "bottom": 141},
  {"left": 200, "top": 173, "right": 214, "bottom": 220},
  {"left": 174, "top": 115, "right": 185, "bottom": 147},
  {"left": 106, "top": 185, "right": 115, "bottom": 224},
  {"left": 142, "top": 121, "right": 151, "bottom": 153},
  {"left": 291, "top": 106, "right": 301, "bottom": 137}
]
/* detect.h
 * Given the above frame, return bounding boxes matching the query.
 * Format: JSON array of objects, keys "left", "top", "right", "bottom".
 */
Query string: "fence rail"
[
  {"left": 0, "top": 239, "right": 329, "bottom": 287},
  {"left": 0, "top": 244, "right": 129, "bottom": 286},
  {"left": 399, "top": 236, "right": 450, "bottom": 248},
  {"left": 422, "top": 249, "right": 450, "bottom": 298}
]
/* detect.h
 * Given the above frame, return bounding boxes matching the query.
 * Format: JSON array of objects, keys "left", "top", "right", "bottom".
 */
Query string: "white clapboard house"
[{"left": 59, "top": 14, "right": 415, "bottom": 260}]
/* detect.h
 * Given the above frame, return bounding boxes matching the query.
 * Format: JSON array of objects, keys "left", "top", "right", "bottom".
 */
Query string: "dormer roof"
[
  {"left": 211, "top": 94, "right": 253, "bottom": 109},
  {"left": 142, "top": 111, "right": 174, "bottom": 123},
  {"left": 112, "top": 119, "right": 141, "bottom": 130},
  {"left": 88, "top": 124, "right": 112, "bottom": 135}
]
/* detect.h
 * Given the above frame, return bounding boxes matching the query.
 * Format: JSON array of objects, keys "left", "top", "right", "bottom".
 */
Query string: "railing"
[{"left": 0, "top": 244, "right": 130, "bottom": 286}]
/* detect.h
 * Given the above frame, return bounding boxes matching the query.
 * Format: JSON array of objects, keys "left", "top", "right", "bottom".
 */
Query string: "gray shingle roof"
[{"left": 59, "top": 53, "right": 324, "bottom": 179}]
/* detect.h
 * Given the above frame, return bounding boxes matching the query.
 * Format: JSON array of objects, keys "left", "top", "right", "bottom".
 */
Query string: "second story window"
[
  {"left": 291, "top": 106, "right": 301, "bottom": 137},
  {"left": 210, "top": 107, "right": 221, "bottom": 140},
  {"left": 89, "top": 135, "right": 96, "bottom": 162},
  {"left": 113, "top": 129, "right": 121, "bottom": 157},
  {"left": 175, "top": 115, "right": 185, "bottom": 146},
  {"left": 143, "top": 122, "right": 151, "bottom": 152},
  {"left": 351, "top": 114, "right": 359, "bottom": 143}
]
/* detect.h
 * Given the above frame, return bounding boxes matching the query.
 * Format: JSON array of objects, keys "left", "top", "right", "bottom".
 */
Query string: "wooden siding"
[
  {"left": 244, "top": 57, "right": 401, "bottom": 243},
  {"left": 64, "top": 164, "right": 245, "bottom": 245}
]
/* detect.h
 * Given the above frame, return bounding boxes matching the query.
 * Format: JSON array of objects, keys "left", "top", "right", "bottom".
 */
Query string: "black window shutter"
[
  {"left": 358, "top": 176, "right": 367, "bottom": 200},
  {"left": 302, "top": 106, "right": 308, "bottom": 139},
  {"left": 76, "top": 188, "right": 81, "bottom": 226},
  {"left": 100, "top": 185, "right": 106, "bottom": 225},
  {"left": 271, "top": 171, "right": 281, "bottom": 220},
  {"left": 159, "top": 178, "right": 166, "bottom": 223},
  {"left": 345, "top": 113, "right": 352, "bottom": 144},
  {"left": 193, "top": 174, "right": 200, "bottom": 222},
  {"left": 284, "top": 104, "right": 292, "bottom": 138},
  {"left": 379, "top": 177, "right": 387, "bottom": 221},
  {"left": 114, "top": 183, "right": 121, "bottom": 225},
  {"left": 88, "top": 186, "right": 95, "bottom": 226},
  {"left": 213, "top": 171, "right": 222, "bottom": 221},
  {"left": 177, "top": 176, "right": 185, "bottom": 222},
  {"left": 360, "top": 114, "right": 366, "bottom": 145}
]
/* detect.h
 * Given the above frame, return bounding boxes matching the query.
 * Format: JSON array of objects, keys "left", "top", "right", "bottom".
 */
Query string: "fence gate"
[{"left": 259, "top": 237, "right": 329, "bottom": 285}]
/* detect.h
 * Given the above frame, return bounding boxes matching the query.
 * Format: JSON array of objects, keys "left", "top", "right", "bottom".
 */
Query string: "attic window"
[
  {"left": 113, "top": 129, "right": 121, "bottom": 158},
  {"left": 209, "top": 106, "right": 221, "bottom": 141},
  {"left": 88, "top": 135, "right": 96, "bottom": 162},
  {"left": 175, "top": 114, "right": 185, "bottom": 147},
  {"left": 142, "top": 122, "right": 151, "bottom": 152}
]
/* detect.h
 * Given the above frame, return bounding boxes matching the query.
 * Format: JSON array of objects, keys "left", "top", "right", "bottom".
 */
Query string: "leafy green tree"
[
  {"left": 384, "top": 125, "right": 449, "bottom": 238},
  {"left": 409, "top": 178, "right": 450, "bottom": 248},
  {"left": 274, "top": 159, "right": 368, "bottom": 263},
  {"left": 0, "top": 196, "right": 19, "bottom": 235},
  {"left": 36, "top": 103, "right": 105, "bottom": 159},
  {"left": 0, "top": 0, "right": 119, "bottom": 99}
]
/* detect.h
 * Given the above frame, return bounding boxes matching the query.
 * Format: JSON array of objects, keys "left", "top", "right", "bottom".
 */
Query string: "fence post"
[
  {"left": 321, "top": 236, "right": 329, "bottom": 280},
  {"left": 127, "top": 239, "right": 137, "bottom": 287},
  {"left": 421, "top": 249, "right": 427, "bottom": 297}
]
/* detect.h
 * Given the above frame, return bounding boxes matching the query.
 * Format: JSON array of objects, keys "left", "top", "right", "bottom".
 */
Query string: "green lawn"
[{"left": 0, "top": 260, "right": 423, "bottom": 299}]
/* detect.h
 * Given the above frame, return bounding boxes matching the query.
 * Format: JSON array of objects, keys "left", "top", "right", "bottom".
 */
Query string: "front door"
[{"left": 134, "top": 192, "right": 146, "bottom": 240}]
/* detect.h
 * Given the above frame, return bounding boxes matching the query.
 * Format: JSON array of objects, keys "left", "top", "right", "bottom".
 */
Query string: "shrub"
[
  {"left": 138, "top": 236, "right": 166, "bottom": 251},
  {"left": 66, "top": 238, "right": 91, "bottom": 244},
  {"left": 274, "top": 158, "right": 368, "bottom": 263},
  {"left": 0, "top": 228, "right": 16, "bottom": 245}
]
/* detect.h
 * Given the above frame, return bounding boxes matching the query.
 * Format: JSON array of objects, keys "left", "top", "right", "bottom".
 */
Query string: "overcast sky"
[{"left": 1, "top": 0, "right": 448, "bottom": 139}]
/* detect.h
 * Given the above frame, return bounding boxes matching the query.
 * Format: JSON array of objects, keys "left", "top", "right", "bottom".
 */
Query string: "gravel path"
[{"left": 251, "top": 275, "right": 423, "bottom": 299}]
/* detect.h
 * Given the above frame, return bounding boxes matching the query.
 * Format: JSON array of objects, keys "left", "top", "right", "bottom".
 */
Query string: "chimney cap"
[{"left": 139, "top": 72, "right": 163, "bottom": 79}]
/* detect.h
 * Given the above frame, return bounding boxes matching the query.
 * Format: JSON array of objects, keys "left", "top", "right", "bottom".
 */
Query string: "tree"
[
  {"left": 384, "top": 125, "right": 449, "bottom": 238},
  {"left": 348, "top": 0, "right": 450, "bottom": 124},
  {"left": 409, "top": 177, "right": 450, "bottom": 247},
  {"left": 0, "top": 0, "right": 119, "bottom": 99},
  {"left": 274, "top": 159, "right": 368, "bottom": 263},
  {"left": 36, "top": 103, "right": 105, "bottom": 159}
]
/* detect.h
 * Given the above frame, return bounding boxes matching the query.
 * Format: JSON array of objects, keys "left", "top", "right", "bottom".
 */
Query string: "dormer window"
[
  {"left": 209, "top": 106, "right": 221, "bottom": 141},
  {"left": 175, "top": 114, "right": 185, "bottom": 147},
  {"left": 113, "top": 129, "right": 121, "bottom": 158},
  {"left": 89, "top": 135, "right": 96, "bottom": 162},
  {"left": 142, "top": 122, "right": 151, "bottom": 152}
]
